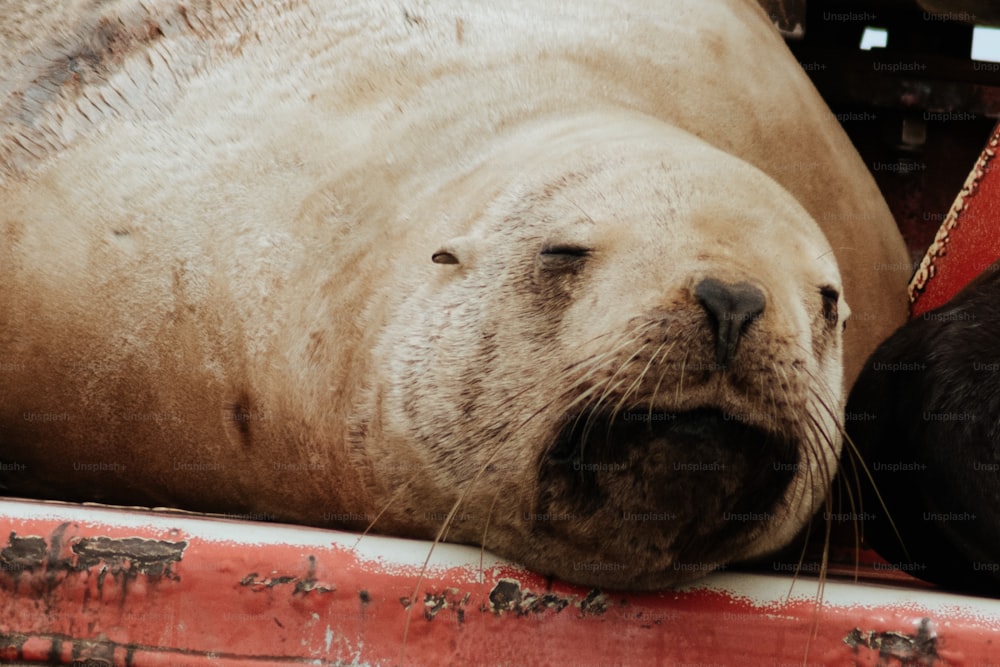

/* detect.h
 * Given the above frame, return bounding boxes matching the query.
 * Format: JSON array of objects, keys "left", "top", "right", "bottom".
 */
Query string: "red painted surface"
[
  {"left": 0, "top": 498, "right": 999, "bottom": 666},
  {"left": 911, "top": 121, "right": 1000, "bottom": 316}
]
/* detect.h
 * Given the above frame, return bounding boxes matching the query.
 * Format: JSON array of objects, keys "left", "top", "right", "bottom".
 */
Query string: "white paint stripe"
[
  {"left": 0, "top": 497, "right": 501, "bottom": 571},
  {"left": 680, "top": 572, "right": 1000, "bottom": 622}
]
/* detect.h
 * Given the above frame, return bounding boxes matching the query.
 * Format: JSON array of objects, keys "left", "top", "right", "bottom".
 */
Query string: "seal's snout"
[{"left": 694, "top": 278, "right": 766, "bottom": 366}]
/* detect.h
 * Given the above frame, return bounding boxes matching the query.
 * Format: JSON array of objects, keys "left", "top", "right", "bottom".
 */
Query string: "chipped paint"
[
  {"left": 845, "top": 618, "right": 939, "bottom": 665},
  {"left": 419, "top": 588, "right": 469, "bottom": 621},
  {"left": 72, "top": 536, "right": 186, "bottom": 577},
  {"left": 484, "top": 578, "right": 607, "bottom": 617},
  {"left": 0, "top": 525, "right": 187, "bottom": 603},
  {"left": 240, "top": 554, "right": 334, "bottom": 595},
  {"left": 0, "top": 533, "right": 46, "bottom": 576}
]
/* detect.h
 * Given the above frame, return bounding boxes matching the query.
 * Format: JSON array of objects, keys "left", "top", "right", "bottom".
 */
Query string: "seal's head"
[{"left": 361, "top": 117, "right": 848, "bottom": 589}]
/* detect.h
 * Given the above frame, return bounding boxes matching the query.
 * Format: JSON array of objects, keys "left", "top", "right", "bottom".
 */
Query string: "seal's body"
[
  {"left": 847, "top": 262, "right": 1000, "bottom": 595},
  {"left": 0, "top": 0, "right": 909, "bottom": 589}
]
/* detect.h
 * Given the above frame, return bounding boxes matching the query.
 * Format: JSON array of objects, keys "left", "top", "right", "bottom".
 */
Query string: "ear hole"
[{"left": 432, "top": 235, "right": 477, "bottom": 266}]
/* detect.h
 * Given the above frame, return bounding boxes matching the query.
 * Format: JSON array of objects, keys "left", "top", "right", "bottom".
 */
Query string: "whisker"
[
  {"left": 647, "top": 341, "right": 677, "bottom": 422},
  {"left": 605, "top": 336, "right": 673, "bottom": 442},
  {"left": 402, "top": 326, "right": 664, "bottom": 657},
  {"left": 833, "top": 415, "right": 912, "bottom": 564},
  {"left": 398, "top": 337, "right": 644, "bottom": 662},
  {"left": 579, "top": 343, "right": 654, "bottom": 455},
  {"left": 355, "top": 469, "right": 425, "bottom": 547},
  {"left": 673, "top": 351, "right": 690, "bottom": 404}
]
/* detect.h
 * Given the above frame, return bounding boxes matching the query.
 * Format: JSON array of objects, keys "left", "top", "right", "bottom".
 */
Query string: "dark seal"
[{"left": 845, "top": 259, "right": 1000, "bottom": 595}]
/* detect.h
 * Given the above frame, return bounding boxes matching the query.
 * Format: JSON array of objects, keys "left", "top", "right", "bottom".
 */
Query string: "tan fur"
[{"left": 0, "top": 0, "right": 910, "bottom": 589}]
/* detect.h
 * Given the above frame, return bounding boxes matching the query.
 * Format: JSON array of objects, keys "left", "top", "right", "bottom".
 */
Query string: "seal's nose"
[{"left": 694, "top": 278, "right": 766, "bottom": 367}]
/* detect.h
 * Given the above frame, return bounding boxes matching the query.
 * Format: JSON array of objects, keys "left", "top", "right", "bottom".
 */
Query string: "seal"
[
  {"left": 0, "top": 0, "right": 910, "bottom": 589},
  {"left": 846, "top": 261, "right": 1000, "bottom": 595}
]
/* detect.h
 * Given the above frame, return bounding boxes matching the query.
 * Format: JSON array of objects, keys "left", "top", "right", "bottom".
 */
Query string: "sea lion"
[
  {"left": 0, "top": 0, "right": 910, "bottom": 589},
  {"left": 846, "top": 261, "right": 1000, "bottom": 595}
]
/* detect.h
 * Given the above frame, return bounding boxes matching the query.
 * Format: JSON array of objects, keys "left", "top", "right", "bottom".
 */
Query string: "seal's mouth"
[
  {"left": 549, "top": 406, "right": 797, "bottom": 468},
  {"left": 537, "top": 405, "right": 801, "bottom": 552},
  {"left": 524, "top": 405, "right": 804, "bottom": 587}
]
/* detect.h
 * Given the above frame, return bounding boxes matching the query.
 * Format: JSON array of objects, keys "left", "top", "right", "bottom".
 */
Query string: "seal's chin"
[{"left": 532, "top": 405, "right": 802, "bottom": 587}]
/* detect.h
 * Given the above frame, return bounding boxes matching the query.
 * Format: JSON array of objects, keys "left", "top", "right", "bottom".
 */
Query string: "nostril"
[{"left": 694, "top": 278, "right": 766, "bottom": 366}]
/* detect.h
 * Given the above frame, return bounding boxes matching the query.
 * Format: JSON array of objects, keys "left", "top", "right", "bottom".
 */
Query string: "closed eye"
[
  {"left": 540, "top": 244, "right": 591, "bottom": 257},
  {"left": 820, "top": 285, "right": 839, "bottom": 326}
]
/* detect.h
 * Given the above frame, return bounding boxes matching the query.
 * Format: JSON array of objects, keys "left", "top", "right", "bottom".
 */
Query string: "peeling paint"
[
  {"left": 844, "top": 618, "right": 939, "bottom": 666},
  {"left": 422, "top": 590, "right": 448, "bottom": 620},
  {"left": 420, "top": 587, "right": 470, "bottom": 621},
  {"left": 0, "top": 533, "right": 46, "bottom": 576},
  {"left": 294, "top": 555, "right": 335, "bottom": 594},
  {"left": 240, "top": 554, "right": 334, "bottom": 594},
  {"left": 72, "top": 536, "right": 186, "bottom": 577},
  {"left": 398, "top": 587, "right": 471, "bottom": 622},
  {"left": 69, "top": 535, "right": 186, "bottom": 598},
  {"left": 0, "top": 528, "right": 187, "bottom": 603},
  {"left": 487, "top": 579, "right": 522, "bottom": 613},
  {"left": 240, "top": 573, "right": 295, "bottom": 588},
  {"left": 484, "top": 578, "right": 607, "bottom": 617},
  {"left": 579, "top": 589, "right": 609, "bottom": 616}
]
